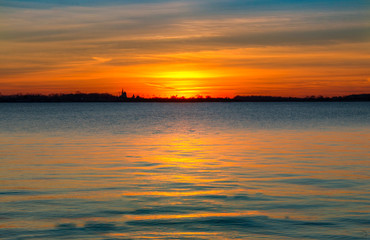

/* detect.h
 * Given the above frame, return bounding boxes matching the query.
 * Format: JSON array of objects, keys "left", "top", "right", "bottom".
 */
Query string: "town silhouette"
[{"left": 0, "top": 90, "right": 369, "bottom": 102}]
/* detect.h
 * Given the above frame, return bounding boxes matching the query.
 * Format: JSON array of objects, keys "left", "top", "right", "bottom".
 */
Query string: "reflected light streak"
[
  {"left": 122, "top": 190, "right": 222, "bottom": 197},
  {"left": 126, "top": 210, "right": 265, "bottom": 221}
]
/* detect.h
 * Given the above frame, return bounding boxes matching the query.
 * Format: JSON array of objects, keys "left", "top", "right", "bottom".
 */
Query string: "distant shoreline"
[{"left": 0, "top": 93, "right": 369, "bottom": 102}]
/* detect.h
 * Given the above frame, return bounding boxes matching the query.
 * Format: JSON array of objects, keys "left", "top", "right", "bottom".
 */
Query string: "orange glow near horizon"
[
  {"left": 2, "top": 58, "right": 369, "bottom": 98},
  {"left": 1, "top": 43, "right": 369, "bottom": 97}
]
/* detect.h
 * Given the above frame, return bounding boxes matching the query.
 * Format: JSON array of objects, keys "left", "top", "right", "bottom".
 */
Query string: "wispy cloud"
[
  {"left": 92, "top": 57, "right": 112, "bottom": 63},
  {"left": 145, "top": 82, "right": 176, "bottom": 90}
]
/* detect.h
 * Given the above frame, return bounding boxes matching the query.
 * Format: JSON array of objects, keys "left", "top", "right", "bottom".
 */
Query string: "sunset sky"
[{"left": 1, "top": 0, "right": 369, "bottom": 97}]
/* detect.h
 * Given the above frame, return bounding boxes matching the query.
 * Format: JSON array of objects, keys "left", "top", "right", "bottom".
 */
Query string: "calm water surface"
[{"left": 0, "top": 102, "right": 369, "bottom": 239}]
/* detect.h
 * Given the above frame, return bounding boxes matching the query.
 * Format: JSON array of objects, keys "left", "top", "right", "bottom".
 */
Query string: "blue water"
[{"left": 0, "top": 102, "right": 369, "bottom": 239}]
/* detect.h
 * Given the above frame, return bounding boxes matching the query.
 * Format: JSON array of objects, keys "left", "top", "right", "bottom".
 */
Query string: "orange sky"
[{"left": 0, "top": 1, "right": 369, "bottom": 97}]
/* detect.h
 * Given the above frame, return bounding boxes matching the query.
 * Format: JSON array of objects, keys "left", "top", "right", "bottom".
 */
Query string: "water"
[{"left": 0, "top": 102, "right": 369, "bottom": 239}]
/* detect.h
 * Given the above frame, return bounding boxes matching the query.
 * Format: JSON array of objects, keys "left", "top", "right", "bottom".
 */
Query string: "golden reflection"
[
  {"left": 105, "top": 232, "right": 223, "bottom": 239},
  {"left": 127, "top": 210, "right": 265, "bottom": 221},
  {"left": 1, "top": 126, "right": 369, "bottom": 235},
  {"left": 122, "top": 190, "right": 222, "bottom": 197}
]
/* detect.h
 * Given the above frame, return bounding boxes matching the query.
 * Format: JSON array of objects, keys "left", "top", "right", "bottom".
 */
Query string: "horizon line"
[
  {"left": 1, "top": 92, "right": 370, "bottom": 99},
  {"left": 1, "top": 92, "right": 369, "bottom": 102}
]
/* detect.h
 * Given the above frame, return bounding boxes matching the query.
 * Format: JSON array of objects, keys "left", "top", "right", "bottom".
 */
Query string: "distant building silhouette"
[{"left": 120, "top": 89, "right": 127, "bottom": 100}]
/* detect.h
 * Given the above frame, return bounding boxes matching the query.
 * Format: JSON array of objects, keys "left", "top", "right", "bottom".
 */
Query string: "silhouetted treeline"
[
  {"left": 0, "top": 93, "right": 369, "bottom": 102},
  {"left": 0, "top": 93, "right": 119, "bottom": 102},
  {"left": 233, "top": 94, "right": 370, "bottom": 102}
]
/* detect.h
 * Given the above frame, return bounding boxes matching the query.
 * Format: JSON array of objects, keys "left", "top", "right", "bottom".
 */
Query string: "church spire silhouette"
[{"left": 120, "top": 89, "right": 127, "bottom": 99}]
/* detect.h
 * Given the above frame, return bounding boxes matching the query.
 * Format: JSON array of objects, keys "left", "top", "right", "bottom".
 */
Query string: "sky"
[{"left": 0, "top": 0, "right": 369, "bottom": 97}]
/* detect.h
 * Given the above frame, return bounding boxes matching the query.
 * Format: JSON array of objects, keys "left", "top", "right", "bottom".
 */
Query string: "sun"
[{"left": 139, "top": 68, "right": 228, "bottom": 97}]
